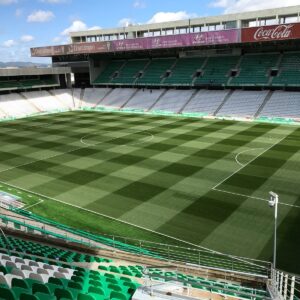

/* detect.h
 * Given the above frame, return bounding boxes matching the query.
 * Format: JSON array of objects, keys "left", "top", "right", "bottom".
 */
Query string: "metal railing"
[
  {"left": 0, "top": 210, "right": 271, "bottom": 277},
  {"left": 140, "top": 265, "right": 271, "bottom": 300},
  {"left": 268, "top": 267, "right": 300, "bottom": 300}
]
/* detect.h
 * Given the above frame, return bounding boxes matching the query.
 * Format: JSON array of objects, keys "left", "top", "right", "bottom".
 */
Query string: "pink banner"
[{"left": 31, "top": 29, "right": 239, "bottom": 57}]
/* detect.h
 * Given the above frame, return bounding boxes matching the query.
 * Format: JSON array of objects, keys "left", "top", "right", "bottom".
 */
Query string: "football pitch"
[{"left": 0, "top": 110, "right": 299, "bottom": 273}]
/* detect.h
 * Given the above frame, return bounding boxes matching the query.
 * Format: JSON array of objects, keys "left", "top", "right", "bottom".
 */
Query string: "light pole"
[{"left": 269, "top": 191, "right": 279, "bottom": 269}]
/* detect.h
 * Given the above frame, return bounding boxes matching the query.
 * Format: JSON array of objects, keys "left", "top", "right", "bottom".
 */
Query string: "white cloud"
[
  {"left": 15, "top": 8, "right": 22, "bottom": 17},
  {"left": 0, "top": 0, "right": 17, "bottom": 5},
  {"left": 118, "top": 18, "right": 135, "bottom": 27},
  {"left": 20, "top": 35, "right": 35, "bottom": 42},
  {"left": 3, "top": 39, "right": 17, "bottom": 47},
  {"left": 0, "top": 45, "right": 50, "bottom": 63},
  {"left": 210, "top": 0, "right": 300, "bottom": 13},
  {"left": 133, "top": 0, "right": 146, "bottom": 8},
  {"left": 27, "top": 10, "right": 55, "bottom": 22},
  {"left": 61, "top": 20, "right": 101, "bottom": 35},
  {"left": 61, "top": 20, "right": 88, "bottom": 35},
  {"left": 53, "top": 36, "right": 62, "bottom": 43},
  {"left": 147, "top": 11, "right": 197, "bottom": 24},
  {"left": 88, "top": 26, "right": 101, "bottom": 31}
]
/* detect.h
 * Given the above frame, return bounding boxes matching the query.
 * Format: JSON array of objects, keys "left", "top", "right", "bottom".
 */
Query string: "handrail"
[{"left": 141, "top": 265, "right": 271, "bottom": 300}]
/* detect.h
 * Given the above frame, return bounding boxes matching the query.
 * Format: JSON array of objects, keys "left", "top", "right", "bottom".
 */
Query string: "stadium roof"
[
  {"left": 70, "top": 5, "right": 300, "bottom": 41},
  {"left": 0, "top": 67, "right": 71, "bottom": 77}
]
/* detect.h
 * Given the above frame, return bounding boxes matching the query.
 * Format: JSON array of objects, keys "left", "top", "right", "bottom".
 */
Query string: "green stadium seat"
[
  {"left": 110, "top": 291, "right": 128, "bottom": 300},
  {"left": 19, "top": 294, "right": 38, "bottom": 300},
  {"left": 88, "top": 286, "right": 106, "bottom": 296},
  {"left": 229, "top": 53, "right": 279, "bottom": 87},
  {"left": 32, "top": 282, "right": 51, "bottom": 295},
  {"left": 137, "top": 58, "right": 176, "bottom": 85},
  {"left": 11, "top": 278, "right": 29, "bottom": 290},
  {"left": 0, "top": 286, "right": 17, "bottom": 300},
  {"left": 54, "top": 288, "right": 73, "bottom": 300},
  {"left": 34, "top": 293, "right": 56, "bottom": 300},
  {"left": 195, "top": 56, "right": 239, "bottom": 86},
  {"left": 93, "top": 60, "right": 125, "bottom": 84},
  {"left": 272, "top": 52, "right": 300, "bottom": 87},
  {"left": 111, "top": 59, "right": 149, "bottom": 85},
  {"left": 78, "top": 294, "right": 96, "bottom": 300}
]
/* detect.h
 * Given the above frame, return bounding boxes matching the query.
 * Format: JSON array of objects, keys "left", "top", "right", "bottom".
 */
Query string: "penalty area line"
[
  {"left": 212, "top": 134, "right": 300, "bottom": 209},
  {"left": 213, "top": 135, "right": 287, "bottom": 190}
]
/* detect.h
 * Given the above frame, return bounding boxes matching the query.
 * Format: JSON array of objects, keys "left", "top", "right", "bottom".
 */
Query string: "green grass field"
[{"left": 0, "top": 110, "right": 299, "bottom": 273}]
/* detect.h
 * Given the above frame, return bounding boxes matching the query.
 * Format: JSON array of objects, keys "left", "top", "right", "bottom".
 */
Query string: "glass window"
[
  {"left": 266, "top": 18, "right": 278, "bottom": 25},
  {"left": 285, "top": 16, "right": 298, "bottom": 23}
]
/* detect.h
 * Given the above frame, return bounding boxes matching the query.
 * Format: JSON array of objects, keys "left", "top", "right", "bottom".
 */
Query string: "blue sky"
[{"left": 0, "top": 0, "right": 299, "bottom": 62}]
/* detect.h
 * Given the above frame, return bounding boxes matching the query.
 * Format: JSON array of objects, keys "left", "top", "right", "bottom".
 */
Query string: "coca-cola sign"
[{"left": 242, "top": 23, "right": 300, "bottom": 43}]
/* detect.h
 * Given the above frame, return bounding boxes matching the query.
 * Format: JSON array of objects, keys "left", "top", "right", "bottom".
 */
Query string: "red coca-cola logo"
[{"left": 253, "top": 24, "right": 294, "bottom": 41}]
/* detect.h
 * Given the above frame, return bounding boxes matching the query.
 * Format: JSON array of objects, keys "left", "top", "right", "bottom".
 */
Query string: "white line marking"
[
  {"left": 213, "top": 135, "right": 300, "bottom": 209},
  {"left": 235, "top": 148, "right": 264, "bottom": 167},
  {"left": 0, "top": 179, "right": 268, "bottom": 270},
  {"left": 214, "top": 188, "right": 300, "bottom": 209},
  {"left": 21, "top": 199, "right": 44, "bottom": 211},
  {"left": 213, "top": 135, "right": 287, "bottom": 190}
]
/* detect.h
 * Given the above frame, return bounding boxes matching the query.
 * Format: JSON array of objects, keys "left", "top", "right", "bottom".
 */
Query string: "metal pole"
[
  {"left": 283, "top": 274, "right": 288, "bottom": 300},
  {"left": 273, "top": 195, "right": 278, "bottom": 269},
  {"left": 289, "top": 276, "right": 295, "bottom": 300},
  {"left": 269, "top": 192, "right": 279, "bottom": 269}
]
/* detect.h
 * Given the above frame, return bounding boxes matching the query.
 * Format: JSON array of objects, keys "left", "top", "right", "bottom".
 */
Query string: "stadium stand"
[
  {"left": 111, "top": 59, "right": 149, "bottom": 85},
  {"left": 21, "top": 91, "right": 68, "bottom": 112},
  {"left": 102, "top": 265, "right": 269, "bottom": 299},
  {"left": 229, "top": 53, "right": 279, "bottom": 87},
  {"left": 217, "top": 90, "right": 269, "bottom": 118},
  {"left": 163, "top": 57, "right": 206, "bottom": 86},
  {"left": 124, "top": 89, "right": 166, "bottom": 111},
  {"left": 182, "top": 89, "right": 230, "bottom": 115},
  {"left": 50, "top": 89, "right": 76, "bottom": 109},
  {"left": 137, "top": 58, "right": 176, "bottom": 86},
  {"left": 0, "top": 93, "right": 38, "bottom": 118},
  {"left": 0, "top": 79, "right": 58, "bottom": 91},
  {"left": 259, "top": 91, "right": 300, "bottom": 119},
  {"left": 195, "top": 56, "right": 239, "bottom": 86},
  {"left": 82, "top": 88, "right": 112, "bottom": 107},
  {"left": 91, "top": 52, "right": 300, "bottom": 89},
  {"left": 151, "top": 89, "right": 195, "bottom": 113},
  {"left": 0, "top": 247, "right": 140, "bottom": 300},
  {"left": 0, "top": 210, "right": 275, "bottom": 300},
  {"left": 272, "top": 52, "right": 300, "bottom": 87},
  {"left": 93, "top": 60, "right": 126, "bottom": 85},
  {"left": 98, "top": 88, "right": 137, "bottom": 108},
  {"left": 72, "top": 89, "right": 83, "bottom": 108}
]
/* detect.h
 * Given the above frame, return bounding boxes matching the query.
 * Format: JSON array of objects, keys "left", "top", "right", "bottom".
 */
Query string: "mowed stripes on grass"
[{"left": 0, "top": 110, "right": 298, "bottom": 273}]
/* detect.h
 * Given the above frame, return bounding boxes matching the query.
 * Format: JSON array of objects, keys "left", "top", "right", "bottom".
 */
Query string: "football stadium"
[{"left": 0, "top": 3, "right": 299, "bottom": 300}]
